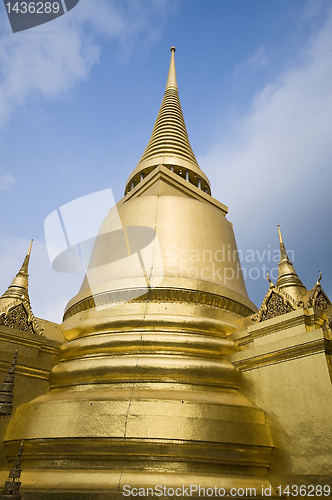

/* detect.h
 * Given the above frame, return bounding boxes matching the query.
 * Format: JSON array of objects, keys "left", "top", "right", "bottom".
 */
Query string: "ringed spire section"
[{"left": 126, "top": 47, "right": 211, "bottom": 195}]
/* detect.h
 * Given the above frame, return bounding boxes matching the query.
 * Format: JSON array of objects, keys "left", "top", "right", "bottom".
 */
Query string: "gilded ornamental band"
[{"left": 63, "top": 287, "right": 254, "bottom": 321}]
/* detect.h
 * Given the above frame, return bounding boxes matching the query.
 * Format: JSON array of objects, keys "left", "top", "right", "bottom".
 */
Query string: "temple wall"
[
  {"left": 231, "top": 308, "right": 332, "bottom": 493},
  {"left": 0, "top": 322, "right": 64, "bottom": 470}
]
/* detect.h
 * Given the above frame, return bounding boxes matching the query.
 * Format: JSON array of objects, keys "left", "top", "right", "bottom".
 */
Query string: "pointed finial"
[
  {"left": 19, "top": 239, "right": 33, "bottom": 276},
  {"left": 316, "top": 270, "right": 322, "bottom": 286},
  {"left": 27, "top": 239, "right": 33, "bottom": 256},
  {"left": 166, "top": 46, "right": 177, "bottom": 90},
  {"left": 0, "top": 240, "right": 33, "bottom": 300},
  {"left": 266, "top": 272, "right": 274, "bottom": 287},
  {"left": 277, "top": 225, "right": 288, "bottom": 261}
]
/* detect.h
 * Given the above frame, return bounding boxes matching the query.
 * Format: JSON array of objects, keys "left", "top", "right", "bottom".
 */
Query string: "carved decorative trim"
[
  {"left": 15, "top": 436, "right": 272, "bottom": 468},
  {"left": 234, "top": 339, "right": 327, "bottom": 371},
  {"left": 328, "top": 317, "right": 332, "bottom": 332},
  {"left": 0, "top": 300, "right": 39, "bottom": 335},
  {"left": 0, "top": 330, "right": 59, "bottom": 355},
  {"left": 305, "top": 285, "right": 332, "bottom": 338},
  {"left": 63, "top": 287, "right": 254, "bottom": 321},
  {"left": 237, "top": 313, "right": 307, "bottom": 346},
  {"left": 313, "top": 290, "right": 330, "bottom": 312},
  {"left": 261, "top": 291, "right": 293, "bottom": 321},
  {"left": 253, "top": 286, "right": 298, "bottom": 323},
  {"left": 0, "top": 303, "right": 33, "bottom": 333},
  {"left": 306, "top": 283, "right": 331, "bottom": 311},
  {"left": 0, "top": 361, "right": 51, "bottom": 381}
]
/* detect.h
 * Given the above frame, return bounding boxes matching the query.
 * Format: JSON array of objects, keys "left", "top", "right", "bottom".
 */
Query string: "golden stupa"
[
  {"left": 1, "top": 48, "right": 332, "bottom": 500},
  {"left": 2, "top": 48, "right": 273, "bottom": 498}
]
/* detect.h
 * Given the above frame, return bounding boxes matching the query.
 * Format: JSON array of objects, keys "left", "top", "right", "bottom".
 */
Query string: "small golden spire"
[
  {"left": 19, "top": 239, "right": 33, "bottom": 276},
  {"left": 166, "top": 47, "right": 177, "bottom": 90},
  {"left": 2, "top": 240, "right": 33, "bottom": 299},
  {"left": 277, "top": 225, "right": 288, "bottom": 261},
  {"left": 0, "top": 240, "right": 40, "bottom": 335},
  {"left": 276, "top": 226, "right": 306, "bottom": 301}
]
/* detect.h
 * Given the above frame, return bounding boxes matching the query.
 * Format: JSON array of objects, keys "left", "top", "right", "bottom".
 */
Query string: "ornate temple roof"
[
  {"left": 0, "top": 240, "right": 40, "bottom": 335},
  {"left": 253, "top": 226, "right": 332, "bottom": 323},
  {"left": 125, "top": 47, "right": 211, "bottom": 194}
]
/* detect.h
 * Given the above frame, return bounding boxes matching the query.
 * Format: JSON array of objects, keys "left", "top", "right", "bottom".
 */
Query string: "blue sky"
[{"left": 0, "top": 0, "right": 331, "bottom": 322}]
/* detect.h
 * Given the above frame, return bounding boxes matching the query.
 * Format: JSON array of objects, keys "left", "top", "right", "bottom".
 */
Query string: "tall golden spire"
[
  {"left": 276, "top": 225, "right": 306, "bottom": 301},
  {"left": 165, "top": 46, "right": 177, "bottom": 89},
  {"left": 277, "top": 225, "right": 288, "bottom": 261},
  {"left": 0, "top": 240, "right": 40, "bottom": 335},
  {"left": 126, "top": 47, "right": 210, "bottom": 194}
]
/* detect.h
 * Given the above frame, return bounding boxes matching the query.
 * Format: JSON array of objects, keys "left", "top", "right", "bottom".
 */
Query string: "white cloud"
[
  {"left": 236, "top": 45, "right": 268, "bottom": 77},
  {"left": 0, "top": 0, "right": 175, "bottom": 127},
  {"left": 0, "top": 0, "right": 178, "bottom": 323},
  {"left": 0, "top": 171, "right": 15, "bottom": 190},
  {"left": 198, "top": 6, "right": 332, "bottom": 304},
  {"left": 301, "top": 0, "right": 328, "bottom": 20},
  {"left": 201, "top": 5, "right": 332, "bottom": 235}
]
